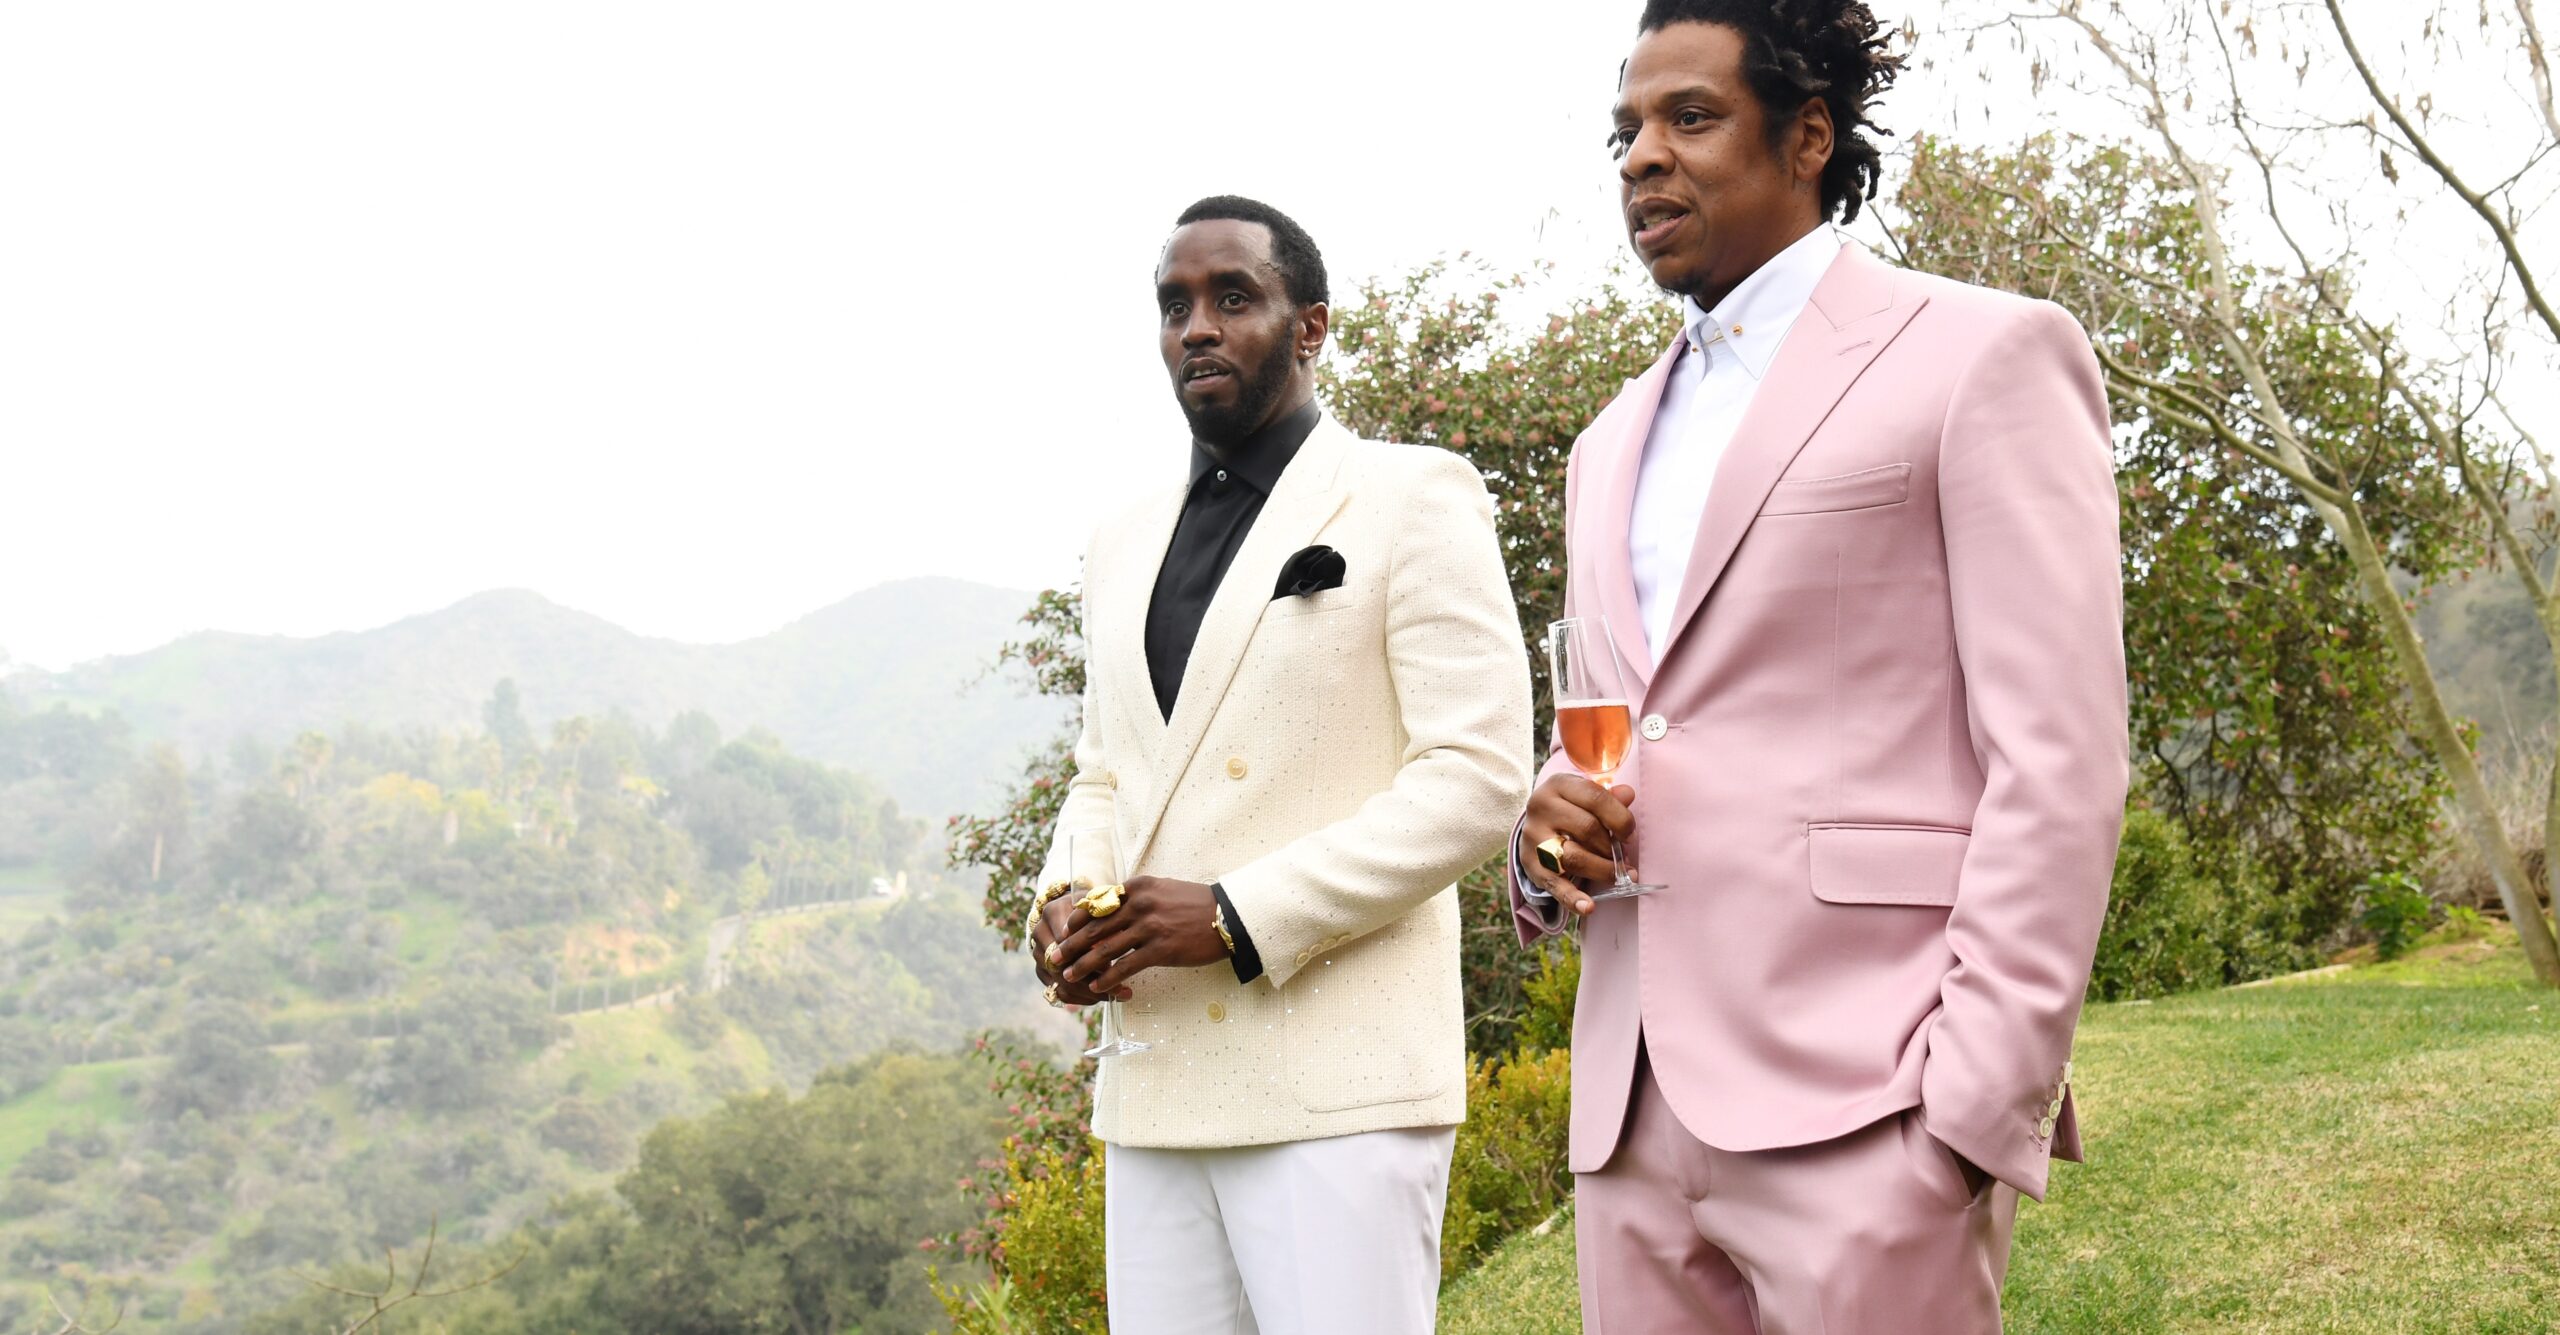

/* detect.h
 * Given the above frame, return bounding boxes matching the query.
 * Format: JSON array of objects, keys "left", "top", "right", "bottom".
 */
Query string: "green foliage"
[
  {"left": 2094, "top": 809, "right": 2236, "bottom": 1001},
  {"left": 1515, "top": 939, "right": 1580, "bottom": 1057},
  {"left": 1441, "top": 1047, "right": 1574, "bottom": 1284},
  {"left": 1894, "top": 136, "right": 2458, "bottom": 943},
  {"left": 2359, "top": 872, "right": 2435, "bottom": 962},
  {"left": 603, "top": 1050, "right": 1004, "bottom": 1334},
  {"left": 0, "top": 699, "right": 1012, "bottom": 1329},
  {"left": 946, "top": 1030, "right": 1095, "bottom": 1263},
  {"left": 948, "top": 589, "right": 1084, "bottom": 951},
  {"left": 146, "top": 1001, "right": 276, "bottom": 1117},
  {"left": 2437, "top": 904, "right": 2489, "bottom": 943},
  {"left": 940, "top": 1140, "right": 1109, "bottom": 1335},
  {"left": 2094, "top": 808, "right": 2317, "bottom": 1002}
]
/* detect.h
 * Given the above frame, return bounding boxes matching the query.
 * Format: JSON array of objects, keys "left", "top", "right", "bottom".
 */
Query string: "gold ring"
[
  {"left": 1535, "top": 835, "right": 1568, "bottom": 875},
  {"left": 1077, "top": 881, "right": 1125, "bottom": 918}
]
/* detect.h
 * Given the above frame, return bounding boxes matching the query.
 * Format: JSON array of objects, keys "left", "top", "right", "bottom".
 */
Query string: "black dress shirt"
[
  {"left": 1140, "top": 397, "right": 1319, "bottom": 985},
  {"left": 1143, "top": 396, "right": 1320, "bottom": 718}
]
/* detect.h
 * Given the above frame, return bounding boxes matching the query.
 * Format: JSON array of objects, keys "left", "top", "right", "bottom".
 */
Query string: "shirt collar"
[
  {"left": 1190, "top": 397, "right": 1321, "bottom": 495},
  {"left": 1679, "top": 226, "right": 1845, "bottom": 382}
]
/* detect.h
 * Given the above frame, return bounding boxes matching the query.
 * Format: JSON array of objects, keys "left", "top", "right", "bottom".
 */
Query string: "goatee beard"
[{"left": 1179, "top": 338, "right": 1298, "bottom": 449}]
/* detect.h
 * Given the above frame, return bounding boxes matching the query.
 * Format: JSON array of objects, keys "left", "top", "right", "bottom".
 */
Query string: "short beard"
[{"left": 1177, "top": 335, "right": 1299, "bottom": 450}]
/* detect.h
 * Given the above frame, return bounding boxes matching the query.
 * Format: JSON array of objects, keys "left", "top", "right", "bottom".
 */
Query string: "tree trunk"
[{"left": 2338, "top": 505, "right": 2560, "bottom": 984}]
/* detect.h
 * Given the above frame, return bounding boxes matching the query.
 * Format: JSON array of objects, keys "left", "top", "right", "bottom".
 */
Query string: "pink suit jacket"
[{"left": 1511, "top": 244, "right": 2128, "bottom": 1201}]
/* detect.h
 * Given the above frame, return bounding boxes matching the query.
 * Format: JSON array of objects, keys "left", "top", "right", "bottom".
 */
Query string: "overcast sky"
[{"left": 3, "top": 2, "right": 2549, "bottom": 671}]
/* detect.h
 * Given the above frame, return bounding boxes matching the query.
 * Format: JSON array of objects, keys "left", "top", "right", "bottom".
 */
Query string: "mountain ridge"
[{"left": 4, "top": 577, "right": 1065, "bottom": 818}]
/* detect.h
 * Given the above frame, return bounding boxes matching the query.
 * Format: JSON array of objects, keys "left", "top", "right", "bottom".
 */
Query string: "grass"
[
  {"left": 0, "top": 861, "right": 65, "bottom": 940},
  {"left": 1438, "top": 926, "right": 2560, "bottom": 1335},
  {"left": 547, "top": 1000, "right": 772, "bottom": 1100},
  {"left": 0, "top": 1057, "right": 144, "bottom": 1176}
]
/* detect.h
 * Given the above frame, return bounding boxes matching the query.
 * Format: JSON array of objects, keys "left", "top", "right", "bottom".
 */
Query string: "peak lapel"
[
  {"left": 1126, "top": 421, "right": 1353, "bottom": 869},
  {"left": 1657, "top": 248, "right": 1924, "bottom": 658}
]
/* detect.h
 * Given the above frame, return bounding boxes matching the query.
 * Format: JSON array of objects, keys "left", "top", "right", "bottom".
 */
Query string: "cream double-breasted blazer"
[{"left": 1044, "top": 413, "right": 1532, "bottom": 1149}]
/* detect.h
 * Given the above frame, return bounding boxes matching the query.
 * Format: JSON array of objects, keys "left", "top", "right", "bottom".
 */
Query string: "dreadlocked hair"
[{"left": 1637, "top": 0, "right": 1906, "bottom": 224}]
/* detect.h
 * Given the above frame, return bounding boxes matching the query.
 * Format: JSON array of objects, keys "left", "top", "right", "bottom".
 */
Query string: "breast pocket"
[
  {"left": 1761, "top": 463, "right": 1912, "bottom": 516},
  {"left": 1263, "top": 589, "right": 1366, "bottom": 620}
]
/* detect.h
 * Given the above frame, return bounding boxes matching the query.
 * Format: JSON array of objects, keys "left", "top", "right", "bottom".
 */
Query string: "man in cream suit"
[
  {"left": 1031, "top": 195, "right": 1531, "bottom": 1335},
  {"left": 1510, "top": 5, "right": 2129, "bottom": 1331}
]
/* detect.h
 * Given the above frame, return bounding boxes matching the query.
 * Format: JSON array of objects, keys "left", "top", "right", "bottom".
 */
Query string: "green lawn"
[
  {"left": 0, "top": 862, "right": 65, "bottom": 940},
  {"left": 1440, "top": 928, "right": 2560, "bottom": 1334},
  {"left": 0, "top": 1058, "right": 144, "bottom": 1176}
]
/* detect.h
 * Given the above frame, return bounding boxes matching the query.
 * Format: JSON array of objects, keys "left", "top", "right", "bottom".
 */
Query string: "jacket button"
[
  {"left": 1640, "top": 714, "right": 1669, "bottom": 742},
  {"left": 1226, "top": 756, "right": 1248, "bottom": 779},
  {"left": 1105, "top": 770, "right": 1119, "bottom": 790},
  {"left": 1207, "top": 1002, "right": 1227, "bottom": 1023}
]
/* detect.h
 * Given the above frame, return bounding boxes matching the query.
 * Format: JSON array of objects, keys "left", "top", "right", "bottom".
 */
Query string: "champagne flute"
[
  {"left": 1064, "top": 829, "right": 1151, "bottom": 1058},
  {"left": 1548, "top": 617, "right": 1665, "bottom": 900}
]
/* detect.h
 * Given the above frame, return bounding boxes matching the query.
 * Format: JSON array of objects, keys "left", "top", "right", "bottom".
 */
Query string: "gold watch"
[{"left": 1211, "top": 900, "right": 1237, "bottom": 957}]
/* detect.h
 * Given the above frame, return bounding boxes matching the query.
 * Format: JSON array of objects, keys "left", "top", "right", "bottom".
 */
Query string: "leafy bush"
[
  {"left": 2094, "top": 808, "right": 2319, "bottom": 1001},
  {"left": 1515, "top": 940, "right": 1579, "bottom": 1056},
  {"left": 2436, "top": 904, "right": 2488, "bottom": 943},
  {"left": 2359, "top": 871, "right": 2435, "bottom": 961},
  {"left": 1441, "top": 1047, "right": 1574, "bottom": 1283},
  {"left": 2092, "top": 809, "right": 2228, "bottom": 1000},
  {"left": 940, "top": 1141, "right": 1110, "bottom": 1335}
]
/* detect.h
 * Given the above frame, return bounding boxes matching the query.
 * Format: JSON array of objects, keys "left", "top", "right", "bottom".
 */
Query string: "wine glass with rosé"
[{"left": 1547, "top": 617, "right": 1664, "bottom": 900}]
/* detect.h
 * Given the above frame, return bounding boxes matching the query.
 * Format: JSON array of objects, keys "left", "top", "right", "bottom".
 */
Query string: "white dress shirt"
[
  {"left": 1524, "top": 226, "right": 1843, "bottom": 906},
  {"left": 1626, "top": 225, "right": 1844, "bottom": 659}
]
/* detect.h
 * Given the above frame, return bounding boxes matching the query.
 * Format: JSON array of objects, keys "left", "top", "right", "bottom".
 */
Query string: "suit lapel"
[
  {"left": 1584, "top": 344, "right": 1684, "bottom": 689},
  {"left": 1657, "top": 247, "right": 1924, "bottom": 657},
  {"left": 1099, "top": 483, "right": 1186, "bottom": 776},
  {"left": 1126, "top": 420, "right": 1354, "bottom": 867}
]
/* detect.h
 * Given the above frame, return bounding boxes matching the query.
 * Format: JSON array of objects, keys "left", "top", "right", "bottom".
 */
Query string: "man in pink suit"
[{"left": 1508, "top": 3, "right": 2129, "bottom": 1331}]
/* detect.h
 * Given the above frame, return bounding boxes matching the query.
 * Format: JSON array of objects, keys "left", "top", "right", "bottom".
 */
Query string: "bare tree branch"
[
  {"left": 2521, "top": 0, "right": 2560, "bottom": 142},
  {"left": 2326, "top": 0, "right": 2560, "bottom": 346},
  {"left": 43, "top": 1289, "right": 123, "bottom": 1335},
  {"left": 288, "top": 1217, "right": 530, "bottom": 1335}
]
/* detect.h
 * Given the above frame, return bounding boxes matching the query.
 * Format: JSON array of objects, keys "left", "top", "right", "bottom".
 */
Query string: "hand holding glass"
[
  {"left": 1548, "top": 617, "right": 1664, "bottom": 900},
  {"left": 1063, "top": 830, "right": 1151, "bottom": 1058}
]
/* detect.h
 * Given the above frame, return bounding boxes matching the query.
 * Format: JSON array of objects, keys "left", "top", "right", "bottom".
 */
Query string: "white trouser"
[{"left": 1103, "top": 1124, "right": 1457, "bottom": 1335}]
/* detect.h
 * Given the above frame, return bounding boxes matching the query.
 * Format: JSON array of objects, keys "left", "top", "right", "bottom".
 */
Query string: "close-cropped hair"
[
  {"left": 1635, "top": 0, "right": 1906, "bottom": 224},
  {"left": 1172, "top": 195, "right": 1331, "bottom": 309}
]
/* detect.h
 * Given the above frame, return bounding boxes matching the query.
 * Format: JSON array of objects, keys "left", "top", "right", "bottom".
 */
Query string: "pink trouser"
[{"left": 1576, "top": 1052, "right": 2020, "bottom": 1334}]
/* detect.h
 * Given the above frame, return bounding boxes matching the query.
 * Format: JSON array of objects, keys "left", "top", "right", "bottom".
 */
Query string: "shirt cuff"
[
  {"left": 1210, "top": 881, "right": 1264, "bottom": 985},
  {"left": 1511, "top": 815, "right": 1556, "bottom": 902}
]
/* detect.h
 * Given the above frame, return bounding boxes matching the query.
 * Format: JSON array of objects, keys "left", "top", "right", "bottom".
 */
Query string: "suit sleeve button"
[{"left": 1226, "top": 756, "right": 1248, "bottom": 779}]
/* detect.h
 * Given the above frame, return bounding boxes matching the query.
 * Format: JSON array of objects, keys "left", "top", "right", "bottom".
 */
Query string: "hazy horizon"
[{"left": 3, "top": 573, "right": 1041, "bottom": 676}]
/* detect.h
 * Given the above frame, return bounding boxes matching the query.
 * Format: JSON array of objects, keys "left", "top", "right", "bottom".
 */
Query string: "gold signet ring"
[
  {"left": 1534, "top": 835, "right": 1568, "bottom": 875},
  {"left": 1078, "top": 881, "right": 1126, "bottom": 917}
]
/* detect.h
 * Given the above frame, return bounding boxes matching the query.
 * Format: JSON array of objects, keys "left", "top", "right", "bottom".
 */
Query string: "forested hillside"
[
  {"left": 0, "top": 687, "right": 1063, "bottom": 1330},
  {"left": 4, "top": 577, "right": 1067, "bottom": 819}
]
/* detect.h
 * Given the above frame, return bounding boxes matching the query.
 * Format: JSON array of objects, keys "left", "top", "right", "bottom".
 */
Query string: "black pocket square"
[{"left": 1273, "top": 545, "right": 1347, "bottom": 599}]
